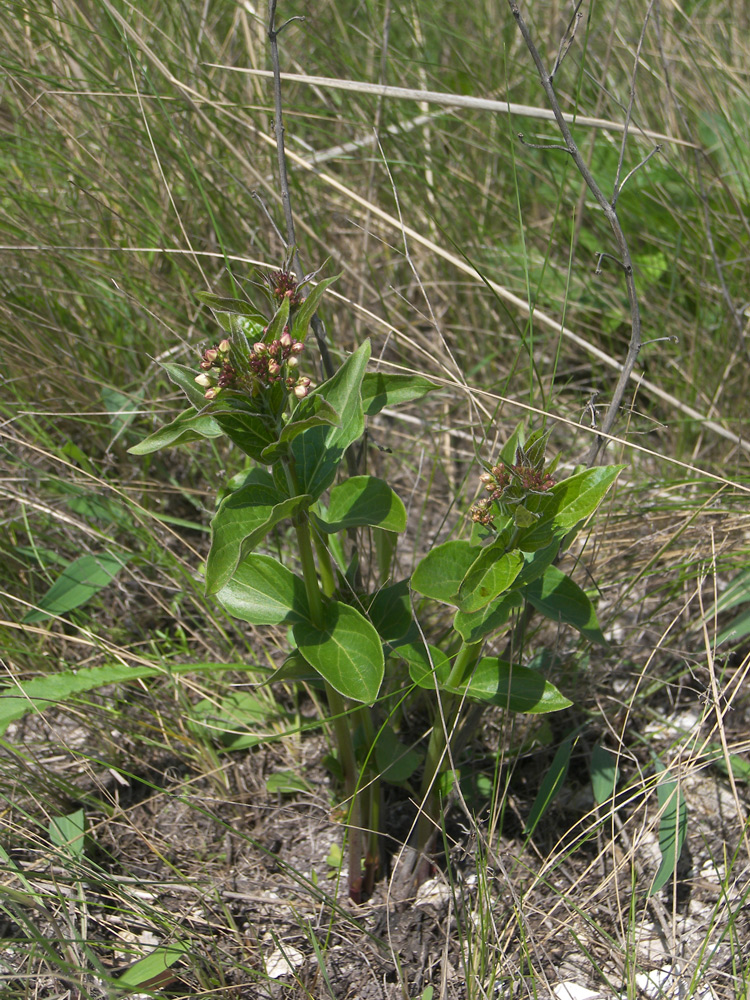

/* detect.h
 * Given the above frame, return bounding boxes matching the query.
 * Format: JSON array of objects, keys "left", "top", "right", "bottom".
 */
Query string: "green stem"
[
  {"left": 357, "top": 706, "right": 381, "bottom": 895},
  {"left": 325, "top": 683, "right": 364, "bottom": 901},
  {"left": 416, "top": 641, "right": 483, "bottom": 862},
  {"left": 284, "top": 465, "right": 363, "bottom": 899},
  {"left": 312, "top": 527, "right": 337, "bottom": 598}
]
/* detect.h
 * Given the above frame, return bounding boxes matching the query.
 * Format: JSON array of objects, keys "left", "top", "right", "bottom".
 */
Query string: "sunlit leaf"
[
  {"left": 316, "top": 476, "right": 406, "bottom": 533},
  {"left": 457, "top": 544, "right": 523, "bottom": 613},
  {"left": 23, "top": 552, "right": 129, "bottom": 624},
  {"left": 411, "top": 540, "right": 477, "bottom": 604},
  {"left": 128, "top": 409, "right": 223, "bottom": 454},
  {"left": 525, "top": 737, "right": 574, "bottom": 836},
  {"left": 360, "top": 372, "right": 440, "bottom": 415},
  {"left": 524, "top": 565, "right": 608, "bottom": 645},
  {"left": 453, "top": 658, "right": 572, "bottom": 714},
  {"left": 591, "top": 744, "right": 619, "bottom": 805},
  {"left": 649, "top": 762, "right": 688, "bottom": 896},
  {"left": 215, "top": 554, "right": 309, "bottom": 625},
  {"left": 293, "top": 600, "right": 384, "bottom": 703}
]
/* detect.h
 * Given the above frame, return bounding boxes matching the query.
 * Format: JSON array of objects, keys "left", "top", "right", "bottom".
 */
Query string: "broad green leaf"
[
  {"left": 62, "top": 440, "right": 96, "bottom": 475},
  {"left": 512, "top": 504, "right": 539, "bottom": 528},
  {"left": 205, "top": 396, "right": 279, "bottom": 460},
  {"left": 49, "top": 809, "right": 86, "bottom": 858},
  {"left": 649, "top": 763, "right": 688, "bottom": 896},
  {"left": 116, "top": 941, "right": 190, "bottom": 991},
  {"left": 524, "top": 565, "right": 608, "bottom": 645},
  {"left": 453, "top": 658, "right": 572, "bottom": 714},
  {"left": 195, "top": 290, "right": 266, "bottom": 336},
  {"left": 264, "top": 295, "right": 290, "bottom": 343},
  {"left": 375, "top": 725, "right": 422, "bottom": 783},
  {"left": 707, "top": 743, "right": 750, "bottom": 783},
  {"left": 290, "top": 340, "right": 370, "bottom": 499},
  {"left": 368, "top": 579, "right": 415, "bottom": 645},
  {"left": 23, "top": 552, "right": 129, "bottom": 624},
  {"left": 706, "top": 568, "right": 750, "bottom": 615},
  {"left": 293, "top": 600, "right": 384, "bottom": 704},
  {"left": 702, "top": 570, "right": 750, "bottom": 645},
  {"left": 162, "top": 361, "right": 216, "bottom": 409},
  {"left": 0, "top": 662, "right": 248, "bottom": 735},
  {"left": 188, "top": 691, "right": 290, "bottom": 751},
  {"left": 591, "top": 744, "right": 619, "bottom": 805},
  {"left": 513, "top": 514, "right": 558, "bottom": 553},
  {"left": 453, "top": 591, "right": 522, "bottom": 643},
  {"left": 361, "top": 372, "right": 440, "bottom": 416},
  {"left": 551, "top": 465, "right": 624, "bottom": 531},
  {"left": 206, "top": 481, "right": 312, "bottom": 595},
  {"left": 215, "top": 554, "right": 309, "bottom": 625},
  {"left": 525, "top": 737, "right": 574, "bottom": 836},
  {"left": 63, "top": 491, "right": 132, "bottom": 530},
  {"left": 411, "top": 540, "right": 477, "bottom": 605},
  {"left": 195, "top": 290, "right": 266, "bottom": 321},
  {"left": 162, "top": 363, "right": 278, "bottom": 460},
  {"left": 512, "top": 536, "right": 562, "bottom": 588},
  {"left": 291, "top": 274, "right": 340, "bottom": 343},
  {"left": 102, "top": 387, "right": 142, "bottom": 439},
  {"left": 397, "top": 642, "right": 452, "bottom": 689},
  {"left": 499, "top": 423, "right": 525, "bottom": 465},
  {"left": 260, "top": 396, "right": 340, "bottom": 462},
  {"left": 268, "top": 651, "right": 324, "bottom": 686},
  {"left": 128, "top": 409, "right": 223, "bottom": 454},
  {"left": 265, "top": 770, "right": 313, "bottom": 795},
  {"left": 457, "top": 545, "right": 524, "bottom": 613},
  {"left": 716, "top": 608, "right": 750, "bottom": 647},
  {"left": 315, "top": 476, "right": 406, "bottom": 533}
]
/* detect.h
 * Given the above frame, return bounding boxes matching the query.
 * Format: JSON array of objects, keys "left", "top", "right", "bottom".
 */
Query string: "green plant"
[{"left": 127, "top": 268, "right": 623, "bottom": 900}]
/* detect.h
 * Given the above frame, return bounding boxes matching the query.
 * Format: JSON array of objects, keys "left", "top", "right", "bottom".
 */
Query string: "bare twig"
[
  {"left": 507, "top": 1, "right": 648, "bottom": 465},
  {"left": 652, "top": 3, "right": 747, "bottom": 353},
  {"left": 266, "top": 1, "right": 296, "bottom": 251},
  {"left": 551, "top": 1, "right": 584, "bottom": 81},
  {"left": 611, "top": 0, "right": 656, "bottom": 207},
  {"left": 617, "top": 143, "right": 662, "bottom": 198},
  {"left": 266, "top": 1, "right": 334, "bottom": 378}
]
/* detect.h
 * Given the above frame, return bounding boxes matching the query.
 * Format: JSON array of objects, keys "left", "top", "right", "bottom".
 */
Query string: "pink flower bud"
[
  {"left": 280, "top": 330, "right": 292, "bottom": 349},
  {"left": 218, "top": 339, "right": 231, "bottom": 353},
  {"left": 293, "top": 382, "right": 309, "bottom": 399},
  {"left": 204, "top": 386, "right": 219, "bottom": 399},
  {"left": 291, "top": 341, "right": 304, "bottom": 354},
  {"left": 253, "top": 342, "right": 267, "bottom": 355},
  {"left": 286, "top": 355, "right": 299, "bottom": 369},
  {"left": 267, "top": 360, "right": 280, "bottom": 376}
]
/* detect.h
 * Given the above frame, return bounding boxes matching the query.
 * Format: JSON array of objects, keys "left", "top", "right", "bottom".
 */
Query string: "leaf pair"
[{"left": 216, "top": 555, "right": 384, "bottom": 704}]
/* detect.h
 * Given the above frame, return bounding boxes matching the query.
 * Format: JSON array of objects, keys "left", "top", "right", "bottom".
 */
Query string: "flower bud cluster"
[
  {"left": 248, "top": 328, "right": 311, "bottom": 398},
  {"left": 194, "top": 328, "right": 312, "bottom": 400},
  {"left": 265, "top": 268, "right": 303, "bottom": 307},
  {"left": 195, "top": 339, "right": 234, "bottom": 400},
  {"left": 470, "top": 457, "right": 556, "bottom": 527}
]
